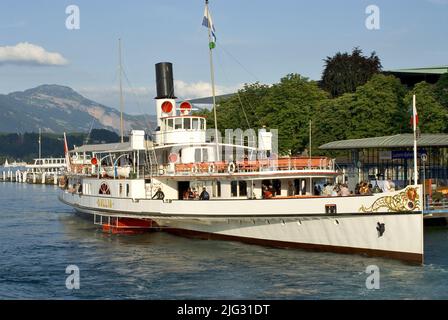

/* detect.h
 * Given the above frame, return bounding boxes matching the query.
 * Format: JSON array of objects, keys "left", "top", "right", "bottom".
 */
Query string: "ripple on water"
[{"left": 1, "top": 183, "right": 448, "bottom": 299}]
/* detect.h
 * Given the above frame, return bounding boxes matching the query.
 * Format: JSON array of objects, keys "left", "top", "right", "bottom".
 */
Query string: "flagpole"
[
  {"left": 206, "top": 0, "right": 220, "bottom": 161},
  {"left": 39, "top": 128, "right": 42, "bottom": 160},
  {"left": 119, "top": 38, "right": 124, "bottom": 144},
  {"left": 413, "top": 94, "right": 418, "bottom": 186}
]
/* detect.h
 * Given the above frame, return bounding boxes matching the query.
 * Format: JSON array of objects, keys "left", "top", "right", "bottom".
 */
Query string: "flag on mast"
[
  {"left": 410, "top": 102, "right": 419, "bottom": 128},
  {"left": 63, "top": 132, "right": 72, "bottom": 173},
  {"left": 202, "top": 4, "right": 217, "bottom": 48}
]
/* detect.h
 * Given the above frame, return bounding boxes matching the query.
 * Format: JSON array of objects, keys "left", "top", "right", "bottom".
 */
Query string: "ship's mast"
[
  {"left": 119, "top": 38, "right": 124, "bottom": 143},
  {"left": 205, "top": 0, "right": 220, "bottom": 161},
  {"left": 38, "top": 128, "right": 42, "bottom": 160}
]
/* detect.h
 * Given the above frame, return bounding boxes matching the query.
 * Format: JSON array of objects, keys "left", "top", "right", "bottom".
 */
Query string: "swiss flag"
[
  {"left": 410, "top": 98, "right": 419, "bottom": 128},
  {"left": 410, "top": 113, "right": 419, "bottom": 128}
]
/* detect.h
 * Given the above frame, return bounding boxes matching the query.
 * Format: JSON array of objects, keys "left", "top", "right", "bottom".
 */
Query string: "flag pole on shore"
[{"left": 413, "top": 94, "right": 418, "bottom": 186}]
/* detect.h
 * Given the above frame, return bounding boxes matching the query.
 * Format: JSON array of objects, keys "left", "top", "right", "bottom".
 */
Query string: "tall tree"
[
  {"left": 405, "top": 81, "right": 447, "bottom": 133},
  {"left": 321, "top": 48, "right": 382, "bottom": 97},
  {"left": 434, "top": 73, "right": 448, "bottom": 108}
]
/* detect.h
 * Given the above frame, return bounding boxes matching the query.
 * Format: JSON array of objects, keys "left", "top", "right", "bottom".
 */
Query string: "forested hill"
[
  {"left": 0, "top": 84, "right": 155, "bottom": 133},
  {"left": 0, "top": 129, "right": 121, "bottom": 163}
]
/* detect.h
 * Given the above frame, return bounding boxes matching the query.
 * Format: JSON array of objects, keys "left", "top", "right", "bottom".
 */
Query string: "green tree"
[
  {"left": 405, "top": 81, "right": 447, "bottom": 133},
  {"left": 347, "top": 74, "right": 407, "bottom": 138},
  {"left": 321, "top": 48, "right": 382, "bottom": 97},
  {"left": 313, "top": 74, "right": 407, "bottom": 150},
  {"left": 434, "top": 73, "right": 448, "bottom": 108},
  {"left": 259, "top": 74, "right": 329, "bottom": 155}
]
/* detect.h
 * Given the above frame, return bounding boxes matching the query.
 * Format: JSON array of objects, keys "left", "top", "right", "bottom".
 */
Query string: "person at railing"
[
  {"left": 338, "top": 183, "right": 350, "bottom": 197},
  {"left": 313, "top": 184, "right": 322, "bottom": 196},
  {"left": 262, "top": 184, "right": 273, "bottom": 199},
  {"left": 331, "top": 185, "right": 339, "bottom": 197},
  {"left": 322, "top": 184, "right": 333, "bottom": 196},
  {"left": 183, "top": 187, "right": 195, "bottom": 200},
  {"left": 199, "top": 187, "right": 210, "bottom": 200},
  {"left": 287, "top": 181, "right": 295, "bottom": 196},
  {"left": 192, "top": 188, "right": 199, "bottom": 200},
  {"left": 152, "top": 187, "right": 165, "bottom": 200},
  {"left": 354, "top": 183, "right": 361, "bottom": 195},
  {"left": 359, "top": 182, "right": 373, "bottom": 196}
]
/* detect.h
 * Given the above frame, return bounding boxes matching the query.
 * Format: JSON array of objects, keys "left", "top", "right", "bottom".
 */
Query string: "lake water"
[{"left": 1, "top": 182, "right": 448, "bottom": 300}]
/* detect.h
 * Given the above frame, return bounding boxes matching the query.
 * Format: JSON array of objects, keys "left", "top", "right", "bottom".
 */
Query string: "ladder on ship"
[{"left": 145, "top": 144, "right": 159, "bottom": 177}]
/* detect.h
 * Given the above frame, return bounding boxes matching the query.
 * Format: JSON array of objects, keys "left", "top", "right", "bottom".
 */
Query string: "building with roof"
[
  {"left": 383, "top": 66, "right": 448, "bottom": 87},
  {"left": 319, "top": 133, "right": 448, "bottom": 191}
]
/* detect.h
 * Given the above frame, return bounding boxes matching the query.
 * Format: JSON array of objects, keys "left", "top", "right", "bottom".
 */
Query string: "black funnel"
[{"left": 155, "top": 62, "right": 176, "bottom": 99}]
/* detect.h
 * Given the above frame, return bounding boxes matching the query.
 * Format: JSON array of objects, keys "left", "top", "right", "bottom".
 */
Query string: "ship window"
[
  {"left": 231, "top": 181, "right": 238, "bottom": 197},
  {"left": 126, "top": 184, "right": 130, "bottom": 197},
  {"left": 175, "top": 118, "right": 182, "bottom": 130},
  {"left": 119, "top": 183, "right": 123, "bottom": 196},
  {"left": 184, "top": 118, "right": 191, "bottom": 130},
  {"left": 200, "top": 119, "right": 205, "bottom": 130},
  {"left": 192, "top": 118, "right": 199, "bottom": 130},
  {"left": 212, "top": 181, "right": 222, "bottom": 198},
  {"left": 167, "top": 119, "right": 174, "bottom": 131},
  {"left": 202, "top": 148, "right": 209, "bottom": 162},
  {"left": 195, "top": 149, "right": 201, "bottom": 162},
  {"left": 325, "top": 204, "right": 337, "bottom": 214},
  {"left": 239, "top": 181, "right": 247, "bottom": 197}
]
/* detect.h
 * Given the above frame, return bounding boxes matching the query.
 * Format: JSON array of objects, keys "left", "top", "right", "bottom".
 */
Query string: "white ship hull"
[{"left": 59, "top": 186, "right": 424, "bottom": 264}]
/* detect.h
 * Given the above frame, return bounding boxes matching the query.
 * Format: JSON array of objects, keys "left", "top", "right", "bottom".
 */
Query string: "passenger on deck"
[
  {"left": 262, "top": 185, "right": 273, "bottom": 199},
  {"left": 268, "top": 185, "right": 276, "bottom": 197},
  {"left": 186, "top": 188, "right": 195, "bottom": 200},
  {"left": 354, "top": 183, "right": 361, "bottom": 195},
  {"left": 287, "top": 181, "right": 295, "bottom": 196},
  {"left": 359, "top": 182, "right": 372, "bottom": 195},
  {"left": 323, "top": 184, "right": 333, "bottom": 196},
  {"left": 152, "top": 187, "right": 165, "bottom": 200},
  {"left": 192, "top": 188, "right": 199, "bottom": 199},
  {"left": 339, "top": 184, "right": 350, "bottom": 197},
  {"left": 199, "top": 187, "right": 210, "bottom": 200},
  {"left": 313, "top": 184, "right": 322, "bottom": 196}
]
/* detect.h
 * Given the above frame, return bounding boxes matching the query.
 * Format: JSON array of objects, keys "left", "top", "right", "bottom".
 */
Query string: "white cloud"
[
  {"left": 0, "top": 42, "right": 68, "bottom": 66},
  {"left": 77, "top": 80, "right": 242, "bottom": 114},
  {"left": 174, "top": 80, "right": 241, "bottom": 100}
]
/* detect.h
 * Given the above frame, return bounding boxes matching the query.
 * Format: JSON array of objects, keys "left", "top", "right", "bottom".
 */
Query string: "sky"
[{"left": 0, "top": 0, "right": 447, "bottom": 115}]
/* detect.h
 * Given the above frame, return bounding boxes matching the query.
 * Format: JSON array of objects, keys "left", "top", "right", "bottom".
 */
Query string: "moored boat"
[{"left": 59, "top": 60, "right": 424, "bottom": 264}]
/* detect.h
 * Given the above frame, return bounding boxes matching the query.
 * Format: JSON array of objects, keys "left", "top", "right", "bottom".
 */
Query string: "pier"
[{"left": 0, "top": 168, "right": 62, "bottom": 186}]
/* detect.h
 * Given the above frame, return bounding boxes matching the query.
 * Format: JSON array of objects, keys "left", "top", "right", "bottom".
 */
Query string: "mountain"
[{"left": 0, "top": 84, "right": 156, "bottom": 133}]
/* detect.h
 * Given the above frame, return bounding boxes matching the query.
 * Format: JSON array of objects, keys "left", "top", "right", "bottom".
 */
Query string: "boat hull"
[
  {"left": 162, "top": 214, "right": 423, "bottom": 264},
  {"left": 59, "top": 190, "right": 424, "bottom": 264}
]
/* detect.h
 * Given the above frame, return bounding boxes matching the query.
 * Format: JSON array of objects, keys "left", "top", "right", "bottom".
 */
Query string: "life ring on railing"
[
  {"left": 228, "top": 162, "right": 236, "bottom": 174},
  {"left": 328, "top": 159, "right": 334, "bottom": 169},
  {"left": 208, "top": 164, "right": 216, "bottom": 174}
]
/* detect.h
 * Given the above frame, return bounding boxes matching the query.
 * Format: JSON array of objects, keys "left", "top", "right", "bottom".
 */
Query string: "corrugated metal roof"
[
  {"left": 71, "top": 141, "right": 153, "bottom": 153},
  {"left": 386, "top": 66, "right": 448, "bottom": 75},
  {"left": 319, "top": 134, "right": 448, "bottom": 150}
]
